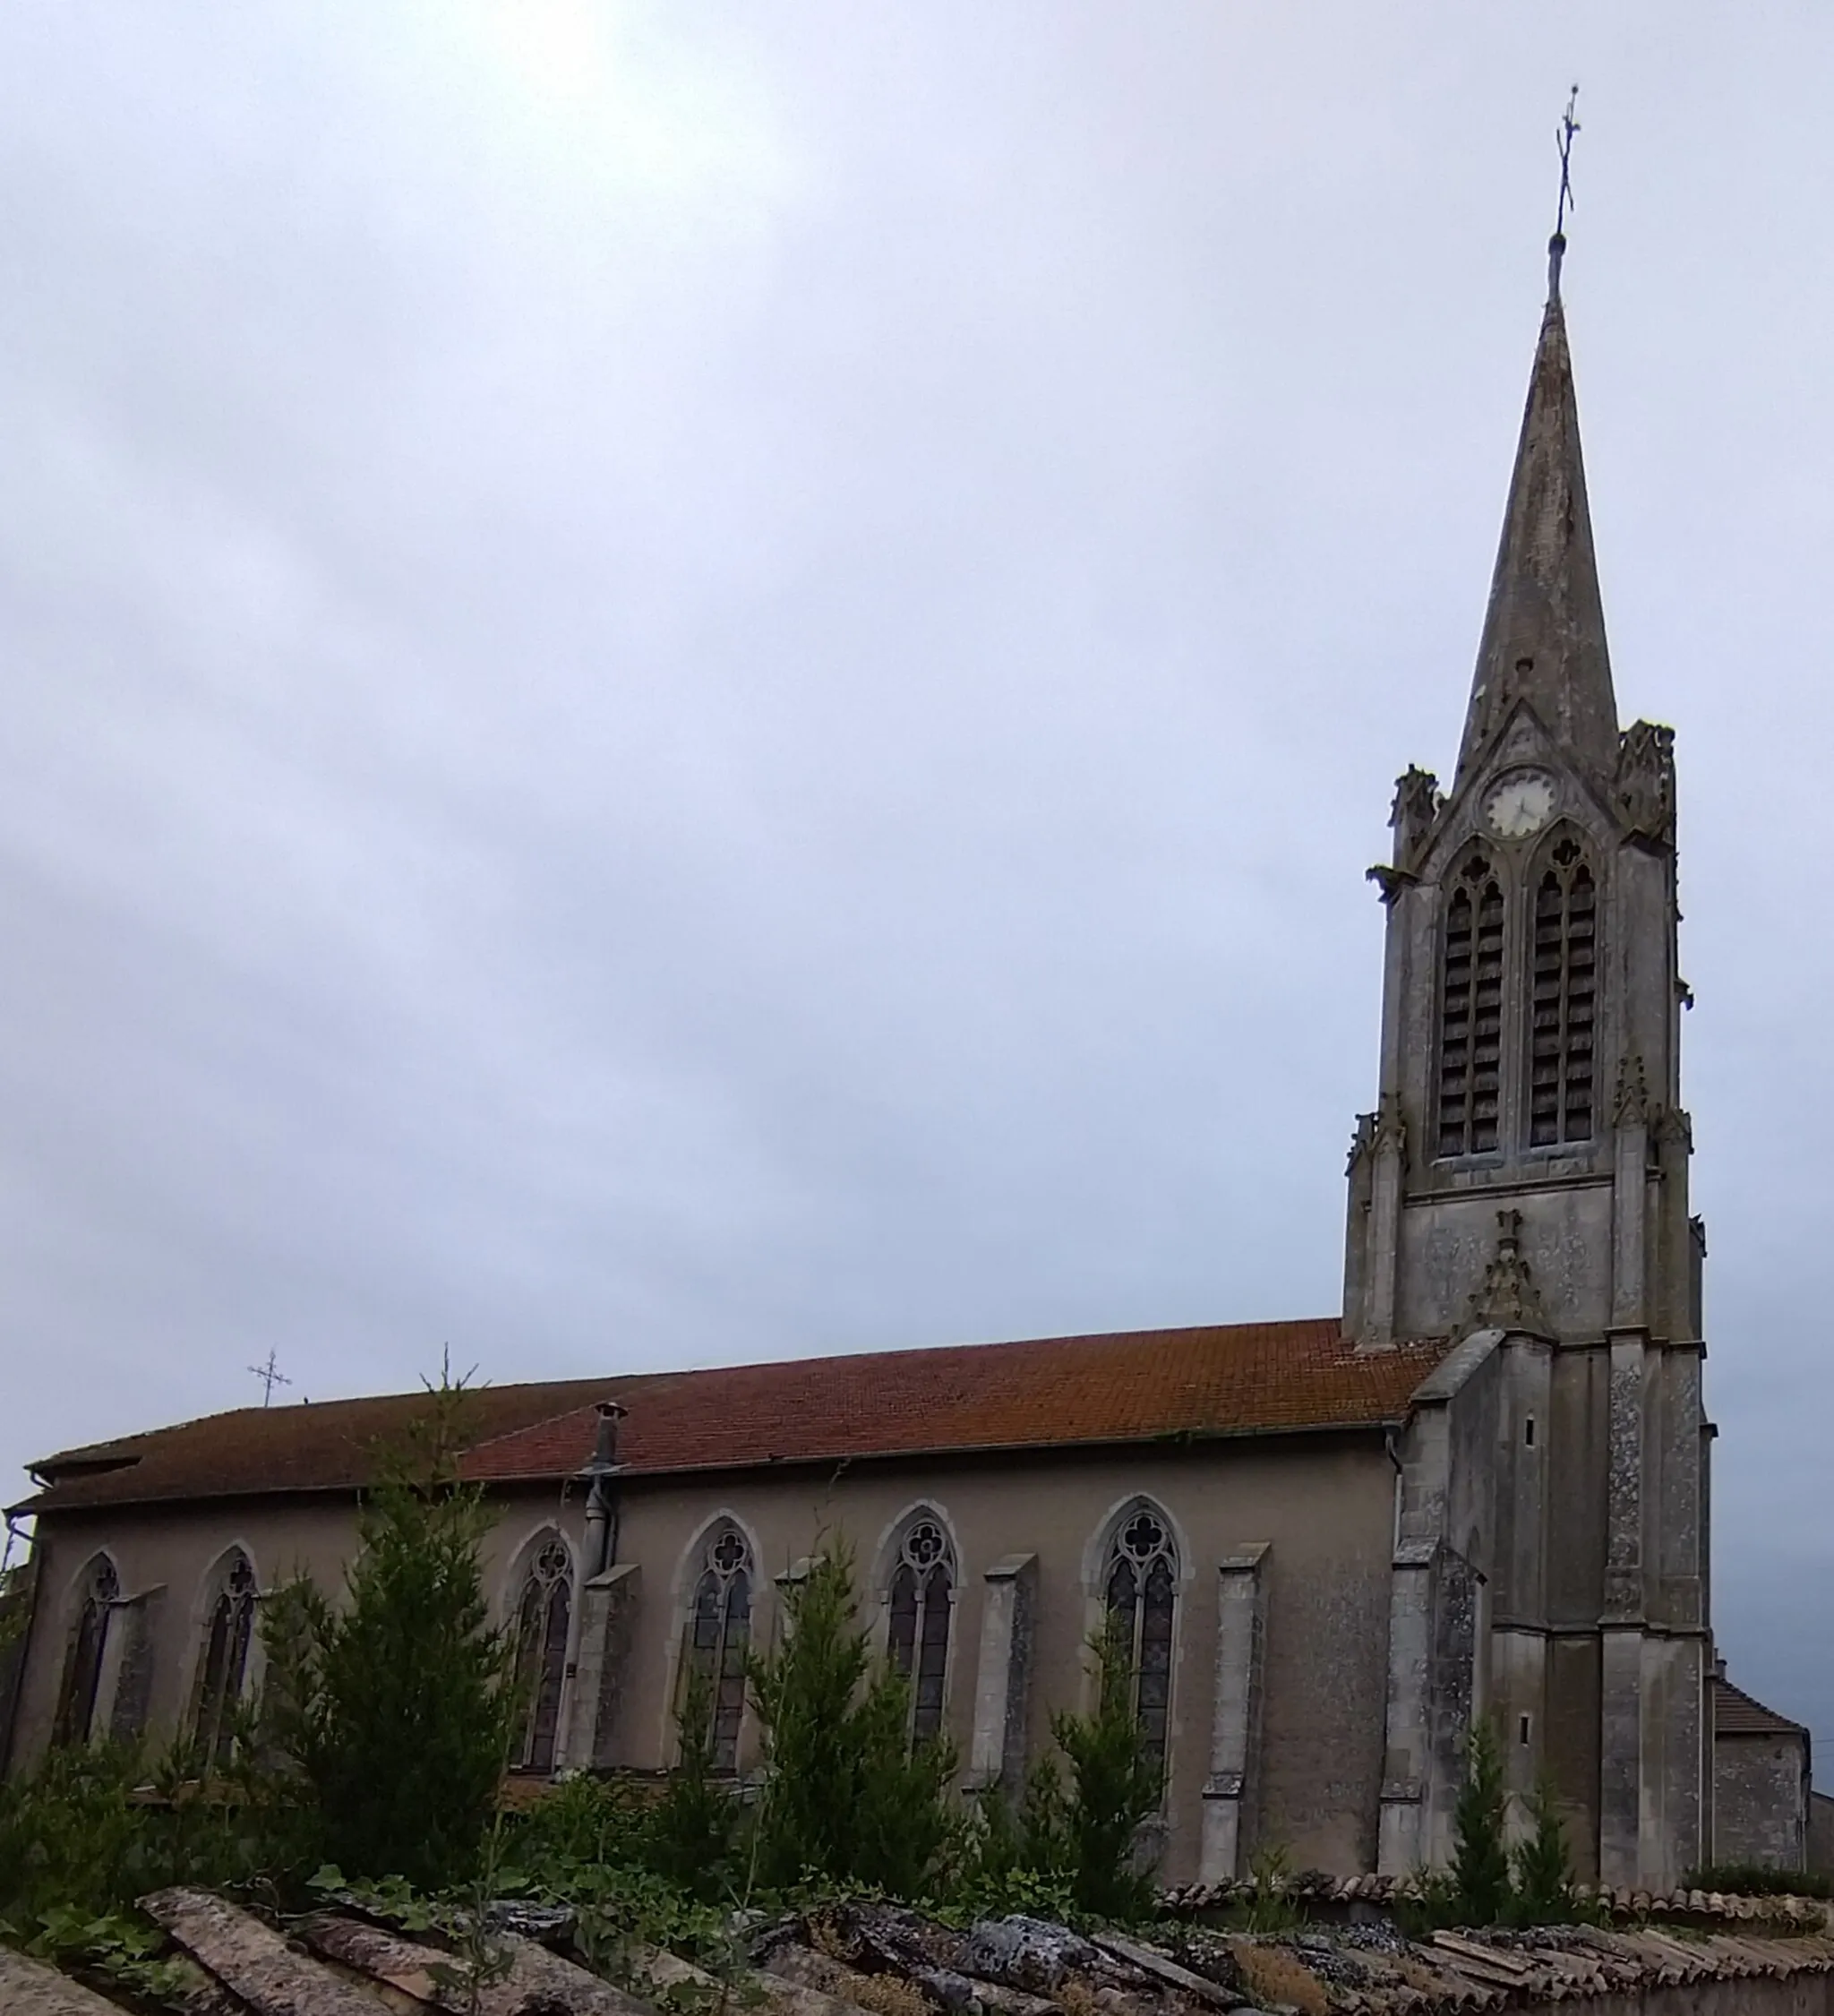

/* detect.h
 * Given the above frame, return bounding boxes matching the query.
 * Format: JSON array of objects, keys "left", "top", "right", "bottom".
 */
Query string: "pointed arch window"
[
  {"left": 886, "top": 1514, "right": 954, "bottom": 1746},
  {"left": 53, "top": 1555, "right": 118, "bottom": 1747},
  {"left": 1436, "top": 853, "right": 1506, "bottom": 1157},
  {"left": 1103, "top": 1506, "right": 1178, "bottom": 1775},
  {"left": 686, "top": 1524, "right": 752, "bottom": 1773},
  {"left": 1529, "top": 837, "right": 1597, "bottom": 1145},
  {"left": 512, "top": 1535, "right": 573, "bottom": 1774},
  {"left": 193, "top": 1552, "right": 258, "bottom": 1769}
]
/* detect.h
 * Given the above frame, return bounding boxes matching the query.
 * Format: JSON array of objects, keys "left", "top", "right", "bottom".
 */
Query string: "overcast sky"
[{"left": 4, "top": 4, "right": 1834, "bottom": 1757}]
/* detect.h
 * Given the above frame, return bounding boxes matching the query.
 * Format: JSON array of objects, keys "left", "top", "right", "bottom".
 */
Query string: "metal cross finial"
[
  {"left": 248, "top": 1349, "right": 292, "bottom": 1407},
  {"left": 1554, "top": 84, "right": 1581, "bottom": 237}
]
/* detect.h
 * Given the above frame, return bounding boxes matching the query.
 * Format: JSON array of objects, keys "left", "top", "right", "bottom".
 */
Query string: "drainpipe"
[
  {"left": 578, "top": 1403, "right": 627, "bottom": 1578},
  {"left": 0, "top": 1512, "right": 42, "bottom": 1778},
  {"left": 1384, "top": 1425, "right": 1406, "bottom": 1551}
]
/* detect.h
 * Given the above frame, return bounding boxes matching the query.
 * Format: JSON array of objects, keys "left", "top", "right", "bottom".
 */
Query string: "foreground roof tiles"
[{"left": 21, "top": 1317, "right": 1447, "bottom": 1514}]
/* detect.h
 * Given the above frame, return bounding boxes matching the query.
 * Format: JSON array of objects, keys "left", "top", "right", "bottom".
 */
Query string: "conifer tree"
[
  {"left": 749, "top": 1541, "right": 957, "bottom": 1896},
  {"left": 1510, "top": 1772, "right": 1575, "bottom": 1926},
  {"left": 1048, "top": 1620, "right": 1163, "bottom": 1921},
  {"left": 259, "top": 1373, "right": 516, "bottom": 1891},
  {"left": 647, "top": 1659, "right": 740, "bottom": 1900},
  {"left": 1450, "top": 1713, "right": 1512, "bottom": 1926}
]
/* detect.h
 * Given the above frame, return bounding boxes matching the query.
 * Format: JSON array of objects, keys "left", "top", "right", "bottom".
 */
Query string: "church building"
[{"left": 3, "top": 235, "right": 1803, "bottom": 1888}]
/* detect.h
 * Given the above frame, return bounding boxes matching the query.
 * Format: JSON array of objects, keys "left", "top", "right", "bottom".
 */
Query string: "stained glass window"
[
  {"left": 54, "top": 1555, "right": 119, "bottom": 1747},
  {"left": 886, "top": 1514, "right": 953, "bottom": 1746},
  {"left": 513, "top": 1535, "right": 573, "bottom": 1773},
  {"left": 193, "top": 1552, "right": 257, "bottom": 1769},
  {"left": 1103, "top": 1506, "right": 1177, "bottom": 1775},
  {"left": 686, "top": 1525, "right": 752, "bottom": 1772}
]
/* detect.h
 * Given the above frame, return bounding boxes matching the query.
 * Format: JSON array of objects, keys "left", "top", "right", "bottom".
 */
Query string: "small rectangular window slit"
[
  {"left": 1519, "top": 1714, "right": 1532, "bottom": 1746},
  {"left": 1524, "top": 1417, "right": 1537, "bottom": 1448}
]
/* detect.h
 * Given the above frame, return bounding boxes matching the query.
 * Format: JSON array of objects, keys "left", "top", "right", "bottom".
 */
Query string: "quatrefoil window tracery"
[{"left": 901, "top": 1519, "right": 946, "bottom": 1572}]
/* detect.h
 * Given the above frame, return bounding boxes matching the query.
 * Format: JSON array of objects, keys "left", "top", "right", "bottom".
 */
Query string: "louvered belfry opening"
[
  {"left": 1436, "top": 854, "right": 1506, "bottom": 1157},
  {"left": 1530, "top": 837, "right": 1597, "bottom": 1145}
]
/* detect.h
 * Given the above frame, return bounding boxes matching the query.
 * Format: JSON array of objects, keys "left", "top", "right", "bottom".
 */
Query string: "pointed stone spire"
[{"left": 1455, "top": 235, "right": 1619, "bottom": 787}]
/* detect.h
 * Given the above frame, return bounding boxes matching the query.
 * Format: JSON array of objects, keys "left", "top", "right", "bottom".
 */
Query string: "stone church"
[{"left": 2, "top": 235, "right": 1807, "bottom": 1887}]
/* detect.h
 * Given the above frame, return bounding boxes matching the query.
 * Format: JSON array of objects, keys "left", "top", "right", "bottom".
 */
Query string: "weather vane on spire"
[
  {"left": 1554, "top": 84, "right": 1581, "bottom": 237},
  {"left": 1547, "top": 84, "right": 1581, "bottom": 300}
]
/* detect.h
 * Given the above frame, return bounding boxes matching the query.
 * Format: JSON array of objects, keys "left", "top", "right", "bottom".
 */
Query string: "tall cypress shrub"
[
  {"left": 1049, "top": 1620, "right": 1163, "bottom": 1921},
  {"left": 749, "top": 1541, "right": 957, "bottom": 1896},
  {"left": 1450, "top": 1713, "right": 1512, "bottom": 1926},
  {"left": 260, "top": 1376, "right": 516, "bottom": 1891}
]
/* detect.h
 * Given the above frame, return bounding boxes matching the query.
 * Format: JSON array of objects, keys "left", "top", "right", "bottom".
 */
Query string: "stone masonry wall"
[{"left": 1717, "top": 1730, "right": 1809, "bottom": 1870}]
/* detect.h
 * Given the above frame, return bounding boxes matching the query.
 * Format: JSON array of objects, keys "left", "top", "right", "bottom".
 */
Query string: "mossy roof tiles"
[{"left": 20, "top": 1317, "right": 1448, "bottom": 1514}]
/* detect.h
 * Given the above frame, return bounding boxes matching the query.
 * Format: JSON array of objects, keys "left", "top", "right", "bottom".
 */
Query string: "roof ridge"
[{"left": 21, "top": 1317, "right": 1452, "bottom": 1517}]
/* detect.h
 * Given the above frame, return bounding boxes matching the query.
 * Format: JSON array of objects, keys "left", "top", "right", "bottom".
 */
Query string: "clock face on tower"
[{"left": 1484, "top": 768, "right": 1557, "bottom": 839}]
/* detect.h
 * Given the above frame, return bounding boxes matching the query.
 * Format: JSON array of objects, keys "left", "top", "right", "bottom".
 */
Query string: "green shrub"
[
  {"left": 1509, "top": 1773, "right": 1577, "bottom": 1926},
  {"left": 1449, "top": 1714, "right": 1511, "bottom": 1926},
  {"left": 1683, "top": 1864, "right": 1834, "bottom": 1900},
  {"left": 645, "top": 1665, "right": 741, "bottom": 1903},
  {"left": 749, "top": 1540, "right": 960, "bottom": 1897},
  {"left": 1244, "top": 1842, "right": 1300, "bottom": 1934},
  {"left": 0, "top": 1741, "right": 146, "bottom": 1929},
  {"left": 1047, "top": 1620, "right": 1163, "bottom": 1923},
  {"left": 949, "top": 1632, "right": 1161, "bottom": 1927},
  {"left": 504, "top": 1772, "right": 651, "bottom": 1874},
  {"left": 258, "top": 1373, "right": 518, "bottom": 1891},
  {"left": 0, "top": 1733, "right": 300, "bottom": 1952}
]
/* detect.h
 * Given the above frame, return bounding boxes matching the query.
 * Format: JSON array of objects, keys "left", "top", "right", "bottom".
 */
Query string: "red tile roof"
[
  {"left": 19, "top": 1318, "right": 1448, "bottom": 1515},
  {"left": 1713, "top": 1676, "right": 1808, "bottom": 1739}
]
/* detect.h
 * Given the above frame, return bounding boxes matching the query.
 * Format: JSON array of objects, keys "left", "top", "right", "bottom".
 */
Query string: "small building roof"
[
  {"left": 18, "top": 1317, "right": 1447, "bottom": 1515},
  {"left": 1714, "top": 1675, "right": 1809, "bottom": 1739}
]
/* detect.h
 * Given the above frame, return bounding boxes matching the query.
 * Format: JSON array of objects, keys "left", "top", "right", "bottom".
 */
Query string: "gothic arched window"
[
  {"left": 886, "top": 1513, "right": 954, "bottom": 1746},
  {"left": 1436, "top": 853, "right": 1506, "bottom": 1157},
  {"left": 193, "top": 1551, "right": 258, "bottom": 1769},
  {"left": 1102, "top": 1505, "right": 1178, "bottom": 1776},
  {"left": 685, "top": 1524, "right": 752, "bottom": 1773},
  {"left": 53, "top": 1555, "right": 118, "bottom": 1747},
  {"left": 1529, "top": 837, "right": 1597, "bottom": 1145},
  {"left": 512, "top": 1534, "right": 573, "bottom": 1774}
]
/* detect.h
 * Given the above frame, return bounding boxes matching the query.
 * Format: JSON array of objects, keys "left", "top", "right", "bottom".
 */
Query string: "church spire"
[{"left": 1454, "top": 233, "right": 1619, "bottom": 788}]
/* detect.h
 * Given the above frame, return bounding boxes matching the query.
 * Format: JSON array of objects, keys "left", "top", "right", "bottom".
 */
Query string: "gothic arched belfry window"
[
  {"left": 887, "top": 1513, "right": 953, "bottom": 1746},
  {"left": 193, "top": 1551, "right": 258, "bottom": 1768},
  {"left": 54, "top": 1554, "right": 118, "bottom": 1746},
  {"left": 686, "top": 1523, "right": 752, "bottom": 1772},
  {"left": 1529, "top": 836, "right": 1597, "bottom": 1145},
  {"left": 1435, "top": 853, "right": 1506, "bottom": 1157},
  {"left": 512, "top": 1534, "right": 573, "bottom": 1773},
  {"left": 1103, "top": 1505, "right": 1178, "bottom": 1773}
]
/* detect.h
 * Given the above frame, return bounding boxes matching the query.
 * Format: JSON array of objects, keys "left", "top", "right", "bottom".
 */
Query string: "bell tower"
[{"left": 1350, "top": 232, "right": 1710, "bottom": 1889}]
